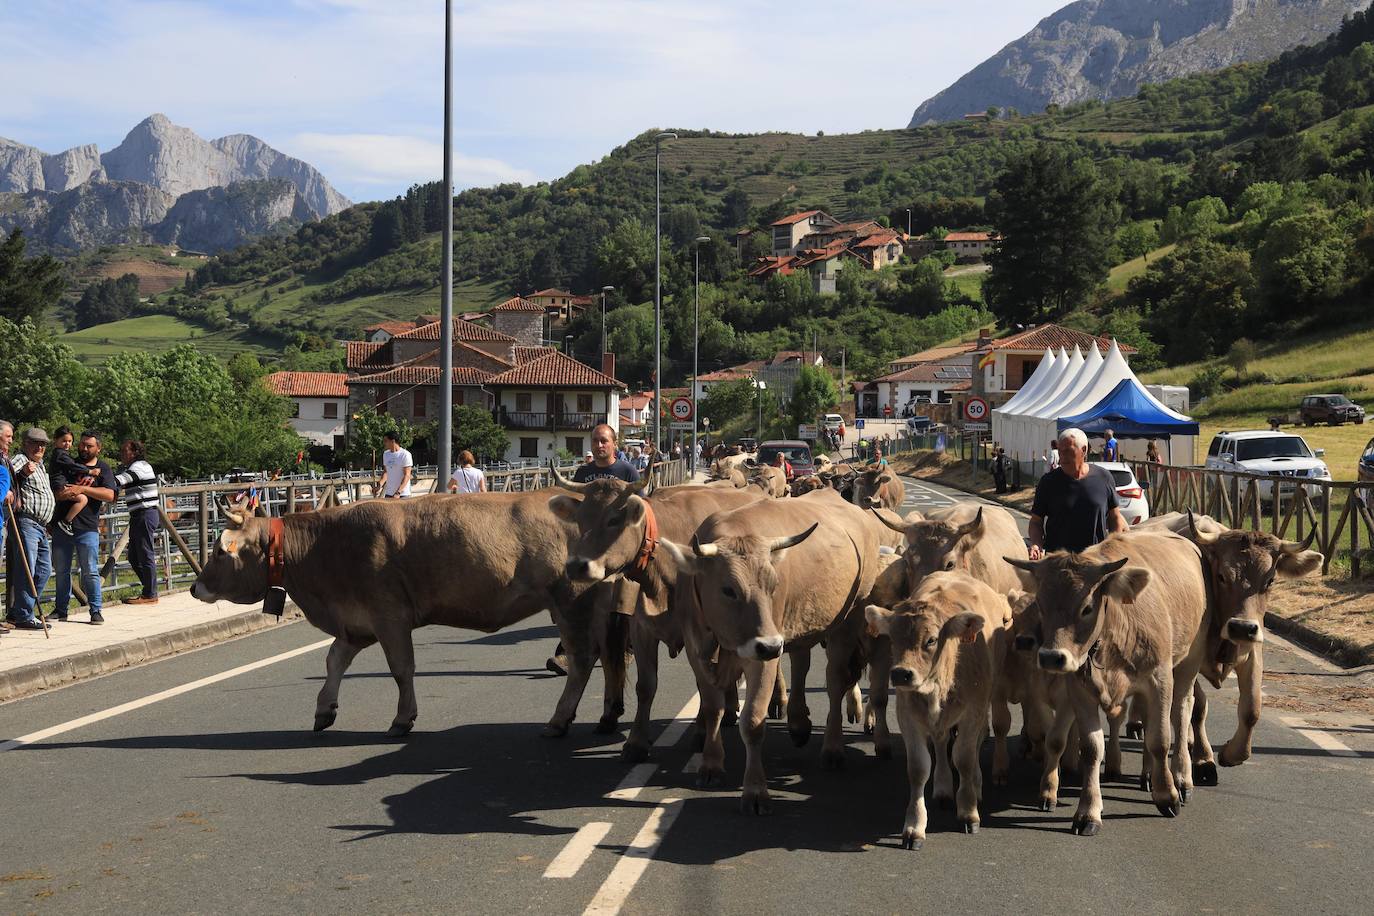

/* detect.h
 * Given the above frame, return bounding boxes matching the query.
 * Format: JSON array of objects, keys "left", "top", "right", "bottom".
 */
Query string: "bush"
[{"left": 1190, "top": 365, "right": 1227, "bottom": 400}]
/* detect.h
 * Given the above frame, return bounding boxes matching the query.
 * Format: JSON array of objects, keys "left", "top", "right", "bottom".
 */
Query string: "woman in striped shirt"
[{"left": 115, "top": 439, "right": 161, "bottom": 605}]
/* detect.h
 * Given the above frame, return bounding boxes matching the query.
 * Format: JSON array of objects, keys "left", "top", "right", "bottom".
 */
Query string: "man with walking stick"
[
  {"left": 7, "top": 427, "right": 54, "bottom": 631},
  {"left": 0, "top": 421, "right": 11, "bottom": 637}
]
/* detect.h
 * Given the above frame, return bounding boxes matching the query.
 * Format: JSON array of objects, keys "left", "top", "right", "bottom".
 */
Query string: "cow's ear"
[
  {"left": 864, "top": 604, "right": 893, "bottom": 636},
  {"left": 625, "top": 494, "right": 648, "bottom": 524},
  {"left": 1006, "top": 588, "right": 1035, "bottom": 614},
  {"left": 940, "top": 611, "right": 984, "bottom": 645},
  {"left": 655, "top": 538, "right": 697, "bottom": 579},
  {"left": 1101, "top": 565, "right": 1151, "bottom": 604},
  {"left": 1276, "top": 548, "right": 1322, "bottom": 579},
  {"left": 547, "top": 494, "right": 580, "bottom": 522},
  {"left": 868, "top": 556, "right": 910, "bottom": 609}
]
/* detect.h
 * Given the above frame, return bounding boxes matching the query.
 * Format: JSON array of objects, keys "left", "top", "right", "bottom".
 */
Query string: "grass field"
[
  {"left": 944, "top": 266, "right": 986, "bottom": 302},
  {"left": 1105, "top": 242, "right": 1176, "bottom": 292},
  {"left": 59, "top": 315, "right": 278, "bottom": 364}
]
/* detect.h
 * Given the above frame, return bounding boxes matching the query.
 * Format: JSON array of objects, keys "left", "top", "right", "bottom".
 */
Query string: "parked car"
[
  {"left": 735, "top": 437, "right": 758, "bottom": 453},
  {"left": 1300, "top": 394, "right": 1365, "bottom": 426},
  {"left": 757, "top": 440, "right": 815, "bottom": 480},
  {"left": 1205, "top": 430, "right": 1330, "bottom": 504},
  {"left": 821, "top": 413, "right": 844, "bottom": 432},
  {"left": 1361, "top": 436, "right": 1374, "bottom": 510},
  {"left": 1091, "top": 462, "right": 1150, "bottom": 526}
]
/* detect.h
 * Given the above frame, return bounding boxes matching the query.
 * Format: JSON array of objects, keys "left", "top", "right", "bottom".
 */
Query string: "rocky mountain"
[
  {"left": 0, "top": 114, "right": 350, "bottom": 253},
  {"left": 908, "top": 0, "right": 1372, "bottom": 125}
]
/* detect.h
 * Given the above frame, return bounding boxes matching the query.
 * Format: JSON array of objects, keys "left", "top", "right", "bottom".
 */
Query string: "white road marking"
[
  {"left": 1280, "top": 716, "right": 1360, "bottom": 757},
  {"left": 583, "top": 799, "right": 684, "bottom": 916},
  {"left": 544, "top": 822, "right": 613, "bottom": 878},
  {"left": 682, "top": 752, "right": 702, "bottom": 775},
  {"left": 650, "top": 693, "right": 700, "bottom": 749},
  {"left": 0, "top": 638, "right": 332, "bottom": 753},
  {"left": 607, "top": 764, "right": 658, "bottom": 801}
]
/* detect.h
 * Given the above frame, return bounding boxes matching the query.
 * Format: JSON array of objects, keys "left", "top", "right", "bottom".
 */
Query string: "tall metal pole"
[
  {"left": 693, "top": 235, "right": 709, "bottom": 473},
  {"left": 600, "top": 285, "right": 613, "bottom": 359},
  {"left": 653, "top": 132, "right": 676, "bottom": 455},
  {"left": 437, "top": 0, "right": 454, "bottom": 489},
  {"left": 906, "top": 208, "right": 911, "bottom": 236}
]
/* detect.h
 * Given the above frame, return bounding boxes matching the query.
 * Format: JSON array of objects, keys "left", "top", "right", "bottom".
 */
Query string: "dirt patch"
[
  {"left": 1268, "top": 576, "right": 1374, "bottom": 667},
  {"left": 79, "top": 259, "right": 188, "bottom": 295}
]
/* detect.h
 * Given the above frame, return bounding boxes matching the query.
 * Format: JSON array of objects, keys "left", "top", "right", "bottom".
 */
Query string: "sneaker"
[
  {"left": 56, "top": 520, "right": 75, "bottom": 536},
  {"left": 123, "top": 596, "right": 158, "bottom": 605},
  {"left": 50, "top": 611, "right": 69, "bottom": 622},
  {"left": 0, "top": 619, "right": 14, "bottom": 631},
  {"left": 89, "top": 611, "right": 104, "bottom": 625},
  {"left": 9, "top": 617, "right": 50, "bottom": 631}
]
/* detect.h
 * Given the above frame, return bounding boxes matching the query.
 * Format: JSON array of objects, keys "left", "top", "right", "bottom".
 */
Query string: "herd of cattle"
[{"left": 189, "top": 462, "right": 1322, "bottom": 849}]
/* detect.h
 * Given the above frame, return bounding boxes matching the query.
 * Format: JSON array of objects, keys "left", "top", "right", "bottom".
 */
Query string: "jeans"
[
  {"left": 9, "top": 516, "right": 51, "bottom": 623},
  {"left": 128, "top": 509, "right": 160, "bottom": 598},
  {"left": 53, "top": 528, "right": 101, "bottom": 615}
]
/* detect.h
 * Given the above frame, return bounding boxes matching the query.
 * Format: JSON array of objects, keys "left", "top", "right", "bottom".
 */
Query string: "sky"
[{"left": 0, "top": 0, "right": 1067, "bottom": 204}]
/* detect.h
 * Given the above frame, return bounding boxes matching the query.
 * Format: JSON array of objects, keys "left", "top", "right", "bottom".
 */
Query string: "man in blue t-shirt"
[
  {"left": 573, "top": 424, "right": 639, "bottom": 484},
  {"left": 1029, "top": 427, "right": 1127, "bottom": 558},
  {"left": 1102, "top": 428, "right": 1120, "bottom": 462}
]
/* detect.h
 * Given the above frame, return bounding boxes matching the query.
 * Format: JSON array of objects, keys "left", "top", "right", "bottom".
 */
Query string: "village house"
[
  {"left": 526, "top": 288, "right": 594, "bottom": 325},
  {"left": 770, "top": 209, "right": 840, "bottom": 256},
  {"left": 266, "top": 371, "right": 349, "bottom": 450},
  {"left": 690, "top": 351, "right": 824, "bottom": 407},
  {"left": 944, "top": 231, "right": 996, "bottom": 261}
]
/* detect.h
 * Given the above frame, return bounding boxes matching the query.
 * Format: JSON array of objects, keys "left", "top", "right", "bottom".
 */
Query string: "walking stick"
[{"left": 6, "top": 505, "right": 49, "bottom": 639}]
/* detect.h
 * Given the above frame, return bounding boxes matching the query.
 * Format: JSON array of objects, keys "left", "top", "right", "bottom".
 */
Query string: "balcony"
[{"left": 501, "top": 411, "right": 606, "bottom": 431}]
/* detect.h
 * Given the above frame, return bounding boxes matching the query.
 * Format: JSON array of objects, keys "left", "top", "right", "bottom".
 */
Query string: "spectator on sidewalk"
[
  {"left": 51, "top": 431, "right": 117, "bottom": 624},
  {"left": 447, "top": 450, "right": 486, "bottom": 493},
  {"left": 115, "top": 439, "right": 161, "bottom": 605},
  {"left": 1102, "top": 428, "right": 1120, "bottom": 462},
  {"left": 380, "top": 431, "right": 412, "bottom": 498},
  {"left": 0, "top": 420, "right": 12, "bottom": 634},
  {"left": 1045, "top": 441, "right": 1060, "bottom": 472},
  {"left": 8, "top": 428, "right": 54, "bottom": 630},
  {"left": 46, "top": 425, "right": 90, "bottom": 538},
  {"left": 575, "top": 424, "right": 639, "bottom": 483}
]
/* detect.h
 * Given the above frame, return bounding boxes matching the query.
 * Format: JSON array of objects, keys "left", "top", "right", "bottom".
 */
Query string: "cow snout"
[
  {"left": 1226, "top": 618, "right": 1261, "bottom": 642},
  {"left": 190, "top": 582, "right": 210, "bottom": 603},
  {"left": 890, "top": 667, "right": 915, "bottom": 687},
  {"left": 739, "top": 636, "right": 784, "bottom": 660},
  {"left": 564, "top": 557, "right": 604, "bottom": 581},
  {"left": 1014, "top": 634, "right": 1037, "bottom": 652},
  {"left": 565, "top": 558, "right": 590, "bottom": 579},
  {"left": 1037, "top": 648, "right": 1070, "bottom": 672}
]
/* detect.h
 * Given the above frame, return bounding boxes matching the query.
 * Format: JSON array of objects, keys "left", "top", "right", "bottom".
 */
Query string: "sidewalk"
[{"left": 0, "top": 589, "right": 300, "bottom": 704}]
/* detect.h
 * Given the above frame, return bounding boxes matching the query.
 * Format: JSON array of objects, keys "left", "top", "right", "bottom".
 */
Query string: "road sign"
[
  {"left": 964, "top": 397, "right": 989, "bottom": 421},
  {"left": 669, "top": 421, "right": 694, "bottom": 431},
  {"left": 963, "top": 422, "right": 990, "bottom": 431},
  {"left": 855, "top": 418, "right": 865, "bottom": 429},
  {"left": 669, "top": 397, "right": 694, "bottom": 421},
  {"left": 797, "top": 424, "right": 819, "bottom": 439}
]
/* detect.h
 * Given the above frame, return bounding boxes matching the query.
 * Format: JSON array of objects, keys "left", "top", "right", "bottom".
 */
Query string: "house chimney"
[
  {"left": 601, "top": 352, "right": 615, "bottom": 380},
  {"left": 976, "top": 327, "right": 993, "bottom": 348}
]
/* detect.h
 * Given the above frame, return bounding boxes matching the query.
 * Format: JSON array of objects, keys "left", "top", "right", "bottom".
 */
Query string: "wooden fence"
[{"left": 1129, "top": 460, "right": 1374, "bottom": 576}]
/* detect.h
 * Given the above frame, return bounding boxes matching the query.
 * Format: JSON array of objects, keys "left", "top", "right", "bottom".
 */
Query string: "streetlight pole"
[
  {"left": 600, "top": 285, "right": 614, "bottom": 359},
  {"left": 653, "top": 131, "right": 677, "bottom": 456},
  {"left": 692, "top": 235, "right": 709, "bottom": 473},
  {"left": 905, "top": 208, "right": 911, "bottom": 236},
  {"left": 436, "top": 0, "right": 454, "bottom": 491},
  {"left": 756, "top": 380, "right": 766, "bottom": 438}
]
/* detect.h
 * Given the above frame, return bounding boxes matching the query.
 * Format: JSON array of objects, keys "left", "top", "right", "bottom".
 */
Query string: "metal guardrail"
[{"left": 2, "top": 459, "right": 689, "bottom": 605}]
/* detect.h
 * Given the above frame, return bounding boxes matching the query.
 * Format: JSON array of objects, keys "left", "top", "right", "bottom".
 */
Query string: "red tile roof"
[
  {"left": 986, "top": 324, "right": 1136, "bottom": 354},
  {"left": 349, "top": 366, "right": 495, "bottom": 387},
  {"left": 346, "top": 341, "right": 389, "bottom": 370},
  {"left": 696, "top": 368, "right": 755, "bottom": 383},
  {"left": 852, "top": 230, "right": 903, "bottom": 249},
  {"left": 529, "top": 288, "right": 574, "bottom": 298},
  {"left": 487, "top": 350, "right": 626, "bottom": 389},
  {"left": 872, "top": 363, "right": 974, "bottom": 384},
  {"left": 748, "top": 255, "right": 797, "bottom": 277},
  {"left": 266, "top": 371, "right": 349, "bottom": 398},
  {"left": 771, "top": 209, "right": 822, "bottom": 226},
  {"left": 494, "top": 296, "right": 543, "bottom": 312},
  {"left": 945, "top": 231, "right": 994, "bottom": 242},
  {"left": 620, "top": 392, "right": 654, "bottom": 410},
  {"left": 512, "top": 345, "right": 556, "bottom": 364},
  {"left": 891, "top": 342, "right": 979, "bottom": 366},
  {"left": 361, "top": 320, "right": 419, "bottom": 336},
  {"left": 392, "top": 318, "right": 516, "bottom": 342}
]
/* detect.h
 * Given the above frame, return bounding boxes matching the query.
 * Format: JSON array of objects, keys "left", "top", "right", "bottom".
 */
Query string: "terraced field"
[{"left": 59, "top": 315, "right": 277, "bottom": 364}]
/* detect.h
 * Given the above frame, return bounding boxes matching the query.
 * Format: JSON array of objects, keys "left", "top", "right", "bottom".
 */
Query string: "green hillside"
[{"left": 59, "top": 314, "right": 277, "bottom": 364}]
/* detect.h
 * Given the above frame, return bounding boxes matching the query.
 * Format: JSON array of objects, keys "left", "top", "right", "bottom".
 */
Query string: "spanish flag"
[{"left": 977, "top": 351, "right": 995, "bottom": 370}]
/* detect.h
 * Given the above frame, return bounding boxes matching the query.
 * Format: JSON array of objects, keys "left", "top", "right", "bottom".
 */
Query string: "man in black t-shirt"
[
  {"left": 1029, "top": 427, "right": 1127, "bottom": 558},
  {"left": 573, "top": 424, "right": 639, "bottom": 484},
  {"left": 50, "top": 431, "right": 118, "bottom": 624}
]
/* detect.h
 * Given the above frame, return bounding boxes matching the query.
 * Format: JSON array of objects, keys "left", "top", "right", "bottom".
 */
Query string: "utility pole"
[
  {"left": 600, "top": 285, "right": 614, "bottom": 360},
  {"left": 436, "top": 0, "right": 454, "bottom": 491},
  {"left": 653, "top": 132, "right": 677, "bottom": 456},
  {"left": 693, "top": 236, "right": 709, "bottom": 473}
]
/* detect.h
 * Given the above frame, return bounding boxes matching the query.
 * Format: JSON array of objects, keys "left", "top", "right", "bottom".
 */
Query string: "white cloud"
[{"left": 289, "top": 132, "right": 538, "bottom": 189}]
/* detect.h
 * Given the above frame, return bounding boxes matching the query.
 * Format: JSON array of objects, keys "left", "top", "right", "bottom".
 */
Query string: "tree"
[
  {"left": 0, "top": 229, "right": 65, "bottom": 323},
  {"left": 0, "top": 317, "right": 88, "bottom": 429},
  {"left": 700, "top": 378, "right": 755, "bottom": 428},
  {"left": 983, "top": 145, "right": 1114, "bottom": 325},
  {"left": 1127, "top": 241, "right": 1254, "bottom": 363},
  {"left": 227, "top": 352, "right": 266, "bottom": 391},
  {"left": 1116, "top": 221, "right": 1160, "bottom": 261},
  {"left": 1227, "top": 338, "right": 1258, "bottom": 376},
  {"left": 340, "top": 406, "right": 414, "bottom": 469},
  {"left": 1253, "top": 210, "right": 1348, "bottom": 312},
  {"left": 721, "top": 188, "right": 751, "bottom": 228},
  {"left": 73, "top": 273, "right": 141, "bottom": 328},
  {"left": 788, "top": 364, "right": 838, "bottom": 431},
  {"left": 595, "top": 219, "right": 655, "bottom": 304},
  {"left": 451, "top": 404, "right": 508, "bottom": 464}
]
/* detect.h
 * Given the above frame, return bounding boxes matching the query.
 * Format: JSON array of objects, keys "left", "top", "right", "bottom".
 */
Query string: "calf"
[
  {"left": 749, "top": 465, "right": 788, "bottom": 498},
  {"left": 854, "top": 466, "right": 904, "bottom": 511}
]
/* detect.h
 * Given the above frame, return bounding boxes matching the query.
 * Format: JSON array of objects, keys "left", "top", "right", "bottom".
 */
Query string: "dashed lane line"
[
  {"left": 583, "top": 799, "right": 684, "bottom": 916},
  {"left": 0, "top": 637, "right": 333, "bottom": 753},
  {"left": 544, "top": 822, "right": 614, "bottom": 879},
  {"left": 1279, "top": 715, "right": 1361, "bottom": 757}
]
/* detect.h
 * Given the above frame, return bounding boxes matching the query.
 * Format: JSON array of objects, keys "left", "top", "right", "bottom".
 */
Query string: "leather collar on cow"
[
  {"left": 267, "top": 517, "right": 286, "bottom": 591},
  {"left": 634, "top": 499, "right": 660, "bottom": 574}
]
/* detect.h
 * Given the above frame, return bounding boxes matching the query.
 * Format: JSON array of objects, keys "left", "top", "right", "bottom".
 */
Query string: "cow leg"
[
  {"left": 895, "top": 691, "right": 931, "bottom": 850},
  {"left": 740, "top": 657, "right": 780, "bottom": 815},
  {"left": 1143, "top": 670, "right": 1180, "bottom": 816},
  {"left": 866, "top": 635, "right": 893, "bottom": 759},
  {"left": 845, "top": 683, "right": 863, "bottom": 725},
  {"left": 767, "top": 665, "right": 788, "bottom": 720},
  {"left": 723, "top": 677, "right": 740, "bottom": 728},
  {"left": 622, "top": 622, "right": 660, "bottom": 762},
  {"left": 953, "top": 708, "right": 987, "bottom": 833},
  {"left": 544, "top": 606, "right": 600, "bottom": 738},
  {"left": 1104, "top": 705, "right": 1124, "bottom": 780},
  {"left": 1171, "top": 673, "right": 1196, "bottom": 804},
  {"left": 1068, "top": 684, "right": 1105, "bottom": 836},
  {"left": 1125, "top": 694, "right": 1145, "bottom": 740},
  {"left": 695, "top": 654, "right": 730, "bottom": 788},
  {"left": 313, "top": 635, "right": 373, "bottom": 731},
  {"left": 596, "top": 609, "right": 630, "bottom": 734},
  {"left": 820, "top": 636, "right": 857, "bottom": 769},
  {"left": 1192, "top": 680, "right": 1219, "bottom": 785},
  {"left": 374, "top": 624, "right": 418, "bottom": 738},
  {"left": 1220, "top": 644, "right": 1262, "bottom": 767},
  {"left": 990, "top": 687, "right": 1013, "bottom": 786},
  {"left": 1038, "top": 699, "right": 1075, "bottom": 811},
  {"left": 787, "top": 646, "right": 813, "bottom": 747},
  {"left": 1061, "top": 719, "right": 1082, "bottom": 776},
  {"left": 932, "top": 729, "right": 955, "bottom": 810}
]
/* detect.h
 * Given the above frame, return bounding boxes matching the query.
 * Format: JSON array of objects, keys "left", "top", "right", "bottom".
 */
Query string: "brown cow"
[
  {"left": 749, "top": 464, "right": 788, "bottom": 498},
  {"left": 189, "top": 493, "right": 614, "bottom": 738},
  {"left": 864, "top": 571, "right": 1012, "bottom": 848},
  {"left": 705, "top": 466, "right": 748, "bottom": 488},
  {"left": 853, "top": 466, "right": 904, "bottom": 511},
  {"left": 547, "top": 473, "right": 764, "bottom": 761},
  {"left": 789, "top": 474, "right": 825, "bottom": 496},
  {"left": 657, "top": 487, "right": 881, "bottom": 813},
  {"left": 875, "top": 504, "right": 1031, "bottom": 597},
  {"left": 1006, "top": 531, "right": 1210, "bottom": 834}
]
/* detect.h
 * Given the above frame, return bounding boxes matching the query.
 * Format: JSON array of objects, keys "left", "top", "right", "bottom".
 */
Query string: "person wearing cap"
[
  {"left": 8, "top": 427, "right": 55, "bottom": 630},
  {"left": 0, "top": 421, "right": 12, "bottom": 635}
]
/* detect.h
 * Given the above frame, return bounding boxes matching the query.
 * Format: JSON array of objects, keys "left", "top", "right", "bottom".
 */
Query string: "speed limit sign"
[
  {"left": 670, "top": 397, "right": 695, "bottom": 421},
  {"left": 964, "top": 397, "right": 988, "bottom": 422}
]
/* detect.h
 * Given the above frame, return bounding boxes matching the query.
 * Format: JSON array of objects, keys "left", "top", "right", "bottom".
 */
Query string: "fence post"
[
  {"left": 198, "top": 492, "right": 209, "bottom": 567},
  {"left": 1352, "top": 497, "right": 1361, "bottom": 579}
]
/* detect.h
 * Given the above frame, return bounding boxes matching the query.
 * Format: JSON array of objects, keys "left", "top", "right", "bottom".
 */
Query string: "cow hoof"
[
  {"left": 1071, "top": 817, "right": 1100, "bottom": 837},
  {"left": 313, "top": 711, "right": 336, "bottom": 732},
  {"left": 1195, "top": 761, "right": 1219, "bottom": 786},
  {"left": 1219, "top": 749, "right": 1248, "bottom": 768},
  {"left": 821, "top": 749, "right": 845, "bottom": 771},
  {"left": 767, "top": 702, "right": 784, "bottom": 720},
  {"left": 1156, "top": 799, "right": 1180, "bottom": 818},
  {"left": 789, "top": 725, "right": 812, "bottom": 748},
  {"left": 697, "top": 766, "right": 725, "bottom": 788},
  {"left": 874, "top": 743, "right": 892, "bottom": 761},
  {"left": 961, "top": 820, "right": 979, "bottom": 835},
  {"left": 594, "top": 716, "right": 619, "bottom": 735},
  {"left": 934, "top": 794, "right": 954, "bottom": 811},
  {"left": 541, "top": 722, "right": 570, "bottom": 739},
  {"left": 740, "top": 790, "right": 772, "bottom": 816},
  {"left": 1179, "top": 785, "right": 1191, "bottom": 805},
  {"left": 386, "top": 721, "right": 414, "bottom": 739},
  {"left": 1126, "top": 722, "right": 1144, "bottom": 740},
  {"left": 1139, "top": 773, "right": 1152, "bottom": 793},
  {"left": 621, "top": 743, "right": 651, "bottom": 763},
  {"left": 1103, "top": 766, "right": 1122, "bottom": 781},
  {"left": 901, "top": 831, "right": 923, "bottom": 851},
  {"left": 723, "top": 710, "right": 739, "bottom": 728},
  {"left": 1039, "top": 797, "right": 1054, "bottom": 812}
]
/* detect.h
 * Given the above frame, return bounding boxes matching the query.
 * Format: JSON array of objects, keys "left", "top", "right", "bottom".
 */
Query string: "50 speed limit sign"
[
  {"left": 670, "top": 397, "right": 695, "bottom": 421},
  {"left": 963, "top": 397, "right": 988, "bottom": 421}
]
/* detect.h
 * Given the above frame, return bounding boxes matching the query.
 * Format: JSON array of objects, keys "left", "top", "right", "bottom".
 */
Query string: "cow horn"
[
  {"left": 549, "top": 460, "right": 590, "bottom": 492},
  {"left": 769, "top": 522, "right": 819, "bottom": 552},
  {"left": 1093, "top": 556, "right": 1130, "bottom": 579},
  {"left": 225, "top": 509, "right": 246, "bottom": 528},
  {"left": 691, "top": 535, "right": 720, "bottom": 558},
  {"left": 634, "top": 471, "right": 653, "bottom": 494},
  {"left": 1187, "top": 510, "right": 1219, "bottom": 546},
  {"left": 1286, "top": 526, "right": 1318, "bottom": 554},
  {"left": 870, "top": 507, "right": 908, "bottom": 533},
  {"left": 954, "top": 506, "right": 985, "bottom": 540}
]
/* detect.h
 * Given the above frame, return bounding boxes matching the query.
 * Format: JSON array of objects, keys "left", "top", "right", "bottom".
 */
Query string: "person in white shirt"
[
  {"left": 380, "top": 431, "right": 413, "bottom": 498},
  {"left": 1046, "top": 440, "right": 1061, "bottom": 472},
  {"left": 447, "top": 450, "right": 486, "bottom": 494}
]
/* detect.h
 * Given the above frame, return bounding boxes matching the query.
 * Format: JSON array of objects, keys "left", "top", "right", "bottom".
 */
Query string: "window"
[
  {"left": 454, "top": 389, "right": 464, "bottom": 406},
  {"left": 413, "top": 390, "right": 427, "bottom": 418},
  {"left": 1236, "top": 437, "right": 1312, "bottom": 461},
  {"left": 577, "top": 393, "right": 593, "bottom": 412},
  {"left": 566, "top": 436, "right": 583, "bottom": 455},
  {"left": 520, "top": 437, "right": 539, "bottom": 458},
  {"left": 323, "top": 402, "right": 338, "bottom": 419},
  {"left": 1207, "top": 437, "right": 1221, "bottom": 457},
  {"left": 516, "top": 393, "right": 532, "bottom": 412}
]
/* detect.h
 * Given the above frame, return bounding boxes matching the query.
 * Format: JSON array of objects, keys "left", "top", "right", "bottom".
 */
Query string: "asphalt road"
[{"left": 1, "top": 477, "right": 1371, "bottom": 915}]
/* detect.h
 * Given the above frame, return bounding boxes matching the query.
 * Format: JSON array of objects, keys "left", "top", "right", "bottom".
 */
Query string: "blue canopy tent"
[{"left": 1058, "top": 378, "right": 1199, "bottom": 464}]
